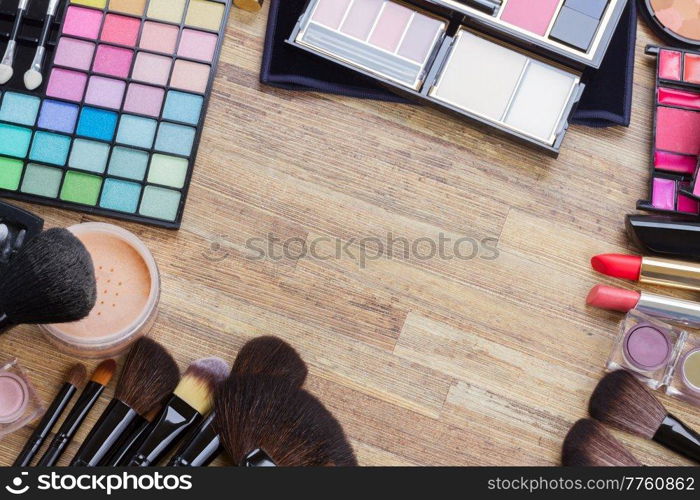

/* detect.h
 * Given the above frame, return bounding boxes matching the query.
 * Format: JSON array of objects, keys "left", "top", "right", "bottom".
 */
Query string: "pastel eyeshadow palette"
[
  {"left": 0, "top": 0, "right": 231, "bottom": 229},
  {"left": 434, "top": 0, "right": 627, "bottom": 68},
  {"left": 638, "top": 46, "right": 700, "bottom": 217},
  {"left": 290, "top": 0, "right": 588, "bottom": 154}
]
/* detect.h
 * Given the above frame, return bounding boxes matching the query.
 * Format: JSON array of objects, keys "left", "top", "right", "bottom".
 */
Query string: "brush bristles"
[
  {"left": 589, "top": 371, "right": 667, "bottom": 440},
  {"left": 91, "top": 359, "right": 117, "bottom": 386},
  {"left": 231, "top": 336, "right": 308, "bottom": 388},
  {"left": 115, "top": 338, "right": 181, "bottom": 416},
  {"left": 0, "top": 228, "right": 96, "bottom": 324},
  {"left": 67, "top": 363, "right": 87, "bottom": 388},
  {"left": 563, "top": 419, "right": 641, "bottom": 466},
  {"left": 174, "top": 357, "right": 229, "bottom": 414},
  {"left": 216, "top": 376, "right": 357, "bottom": 467}
]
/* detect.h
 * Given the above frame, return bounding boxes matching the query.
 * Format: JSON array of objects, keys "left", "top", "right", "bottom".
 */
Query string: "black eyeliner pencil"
[{"left": 14, "top": 364, "right": 86, "bottom": 466}]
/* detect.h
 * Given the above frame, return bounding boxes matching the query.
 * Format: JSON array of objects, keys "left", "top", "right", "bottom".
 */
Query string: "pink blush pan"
[
  {"left": 0, "top": 373, "right": 27, "bottom": 423},
  {"left": 656, "top": 107, "right": 700, "bottom": 156},
  {"left": 501, "top": 0, "right": 561, "bottom": 37}
]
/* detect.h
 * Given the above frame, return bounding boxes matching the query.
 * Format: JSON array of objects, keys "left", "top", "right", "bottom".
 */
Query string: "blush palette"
[
  {"left": 291, "top": 0, "right": 594, "bottom": 154},
  {"left": 0, "top": 0, "right": 231, "bottom": 229},
  {"left": 639, "top": 46, "right": 700, "bottom": 217}
]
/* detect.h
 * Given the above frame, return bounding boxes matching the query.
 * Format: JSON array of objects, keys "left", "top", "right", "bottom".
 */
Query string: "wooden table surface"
[{"left": 1, "top": 6, "right": 699, "bottom": 467}]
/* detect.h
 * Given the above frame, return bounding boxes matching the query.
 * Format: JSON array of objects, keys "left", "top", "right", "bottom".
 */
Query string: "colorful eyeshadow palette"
[
  {"left": 639, "top": 46, "right": 700, "bottom": 217},
  {"left": 0, "top": 0, "right": 231, "bottom": 229},
  {"left": 291, "top": 0, "right": 587, "bottom": 154},
  {"left": 416, "top": 0, "right": 628, "bottom": 68}
]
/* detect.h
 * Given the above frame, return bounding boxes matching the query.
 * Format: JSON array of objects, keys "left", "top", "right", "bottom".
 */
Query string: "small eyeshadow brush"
[
  {"left": 0, "top": 0, "right": 30, "bottom": 84},
  {"left": 126, "top": 357, "right": 228, "bottom": 466},
  {"left": 0, "top": 228, "right": 96, "bottom": 333},
  {"left": 590, "top": 370, "right": 700, "bottom": 464},
  {"left": 70, "top": 338, "right": 180, "bottom": 466},
  {"left": 37, "top": 360, "right": 117, "bottom": 466},
  {"left": 13, "top": 363, "right": 87, "bottom": 466},
  {"left": 24, "top": 0, "right": 61, "bottom": 90},
  {"left": 562, "top": 419, "right": 642, "bottom": 466},
  {"left": 217, "top": 377, "right": 357, "bottom": 467},
  {"left": 168, "top": 336, "right": 308, "bottom": 467}
]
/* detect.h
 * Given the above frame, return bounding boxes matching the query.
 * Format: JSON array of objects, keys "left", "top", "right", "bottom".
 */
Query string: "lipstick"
[
  {"left": 592, "top": 254, "right": 700, "bottom": 292},
  {"left": 587, "top": 284, "right": 700, "bottom": 327}
]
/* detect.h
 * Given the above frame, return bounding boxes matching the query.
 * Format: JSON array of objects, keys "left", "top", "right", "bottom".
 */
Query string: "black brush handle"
[
  {"left": 37, "top": 381, "right": 105, "bottom": 466},
  {"left": 127, "top": 396, "right": 201, "bottom": 467},
  {"left": 0, "top": 313, "right": 14, "bottom": 334},
  {"left": 70, "top": 399, "right": 143, "bottom": 466},
  {"left": 653, "top": 414, "right": 700, "bottom": 464},
  {"left": 168, "top": 412, "right": 221, "bottom": 467},
  {"left": 103, "top": 419, "right": 153, "bottom": 466},
  {"left": 13, "top": 382, "right": 77, "bottom": 466}
]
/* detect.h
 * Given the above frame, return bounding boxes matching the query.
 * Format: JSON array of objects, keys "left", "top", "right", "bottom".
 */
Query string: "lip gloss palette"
[
  {"left": 0, "top": 0, "right": 231, "bottom": 229},
  {"left": 290, "top": 0, "right": 616, "bottom": 154},
  {"left": 639, "top": 46, "right": 700, "bottom": 217}
]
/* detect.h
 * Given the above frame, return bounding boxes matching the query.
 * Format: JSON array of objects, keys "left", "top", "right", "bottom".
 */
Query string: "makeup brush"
[
  {"left": 13, "top": 363, "right": 86, "bottom": 466},
  {"left": 104, "top": 407, "right": 160, "bottom": 466},
  {"left": 37, "top": 360, "right": 117, "bottom": 466},
  {"left": 562, "top": 419, "right": 641, "bottom": 467},
  {"left": 0, "top": 0, "right": 30, "bottom": 84},
  {"left": 168, "top": 336, "right": 308, "bottom": 467},
  {"left": 589, "top": 370, "right": 700, "bottom": 463},
  {"left": 0, "top": 228, "right": 96, "bottom": 333},
  {"left": 126, "top": 357, "right": 228, "bottom": 466},
  {"left": 70, "top": 338, "right": 180, "bottom": 466},
  {"left": 216, "top": 377, "right": 357, "bottom": 466},
  {"left": 24, "top": 0, "right": 60, "bottom": 90}
]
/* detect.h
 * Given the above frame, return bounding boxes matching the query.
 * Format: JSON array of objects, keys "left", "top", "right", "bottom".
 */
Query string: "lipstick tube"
[
  {"left": 636, "top": 292, "right": 700, "bottom": 327},
  {"left": 638, "top": 256, "right": 700, "bottom": 291}
]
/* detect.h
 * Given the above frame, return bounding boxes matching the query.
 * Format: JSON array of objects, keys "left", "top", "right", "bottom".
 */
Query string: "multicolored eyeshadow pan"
[{"left": 0, "top": 0, "right": 231, "bottom": 228}]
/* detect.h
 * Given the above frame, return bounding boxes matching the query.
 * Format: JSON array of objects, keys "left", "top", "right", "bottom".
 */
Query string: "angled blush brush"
[
  {"left": 562, "top": 419, "right": 642, "bottom": 467},
  {"left": 14, "top": 363, "right": 86, "bottom": 466},
  {"left": 589, "top": 370, "right": 700, "bottom": 464},
  {"left": 216, "top": 377, "right": 357, "bottom": 467},
  {"left": 126, "top": 357, "right": 228, "bottom": 466},
  {"left": 37, "top": 360, "right": 117, "bottom": 466},
  {"left": 0, "top": 228, "right": 96, "bottom": 333},
  {"left": 168, "top": 336, "right": 308, "bottom": 467},
  {"left": 70, "top": 338, "right": 180, "bottom": 466}
]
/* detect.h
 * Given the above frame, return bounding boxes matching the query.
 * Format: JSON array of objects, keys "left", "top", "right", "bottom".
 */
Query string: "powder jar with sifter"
[{"left": 40, "top": 222, "right": 160, "bottom": 358}]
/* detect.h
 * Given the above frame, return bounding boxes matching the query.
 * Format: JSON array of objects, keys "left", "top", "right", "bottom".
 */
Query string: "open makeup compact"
[{"left": 288, "top": 0, "right": 629, "bottom": 155}]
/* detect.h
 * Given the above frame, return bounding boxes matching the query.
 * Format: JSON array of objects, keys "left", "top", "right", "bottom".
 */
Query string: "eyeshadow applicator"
[
  {"left": 592, "top": 253, "right": 700, "bottom": 292},
  {"left": 24, "top": 0, "right": 61, "bottom": 90},
  {"left": 590, "top": 370, "right": 700, "bottom": 463},
  {"left": 37, "top": 360, "right": 117, "bottom": 466},
  {"left": 13, "top": 363, "right": 86, "bottom": 466},
  {"left": 126, "top": 357, "right": 228, "bottom": 466},
  {"left": 70, "top": 338, "right": 180, "bottom": 466},
  {"left": 0, "top": 0, "right": 30, "bottom": 84}
]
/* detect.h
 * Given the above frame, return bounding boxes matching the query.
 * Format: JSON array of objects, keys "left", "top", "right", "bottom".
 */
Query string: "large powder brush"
[
  {"left": 216, "top": 376, "right": 357, "bottom": 467},
  {"left": 0, "top": 228, "right": 96, "bottom": 332},
  {"left": 562, "top": 419, "right": 641, "bottom": 467}
]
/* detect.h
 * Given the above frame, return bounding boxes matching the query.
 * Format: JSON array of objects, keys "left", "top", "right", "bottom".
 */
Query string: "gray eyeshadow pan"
[
  {"left": 564, "top": 0, "right": 609, "bottom": 20},
  {"left": 550, "top": 6, "right": 600, "bottom": 52}
]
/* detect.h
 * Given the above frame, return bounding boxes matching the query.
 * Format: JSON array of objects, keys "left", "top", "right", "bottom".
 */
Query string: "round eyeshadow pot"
[
  {"left": 639, "top": 0, "right": 700, "bottom": 48},
  {"left": 0, "top": 372, "right": 29, "bottom": 424},
  {"left": 40, "top": 223, "right": 160, "bottom": 358},
  {"left": 681, "top": 348, "right": 700, "bottom": 392},
  {"left": 623, "top": 323, "right": 672, "bottom": 371}
]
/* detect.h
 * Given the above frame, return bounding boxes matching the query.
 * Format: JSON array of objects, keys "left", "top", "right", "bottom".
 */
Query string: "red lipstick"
[
  {"left": 587, "top": 284, "right": 700, "bottom": 327},
  {"left": 592, "top": 254, "right": 700, "bottom": 292}
]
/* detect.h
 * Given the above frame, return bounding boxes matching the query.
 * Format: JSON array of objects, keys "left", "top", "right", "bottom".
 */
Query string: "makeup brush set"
[
  {"left": 7, "top": 336, "right": 357, "bottom": 467},
  {"left": 562, "top": 370, "right": 699, "bottom": 466}
]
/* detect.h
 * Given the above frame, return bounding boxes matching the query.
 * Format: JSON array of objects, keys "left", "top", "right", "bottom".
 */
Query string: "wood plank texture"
[{"left": 0, "top": 7, "right": 698, "bottom": 466}]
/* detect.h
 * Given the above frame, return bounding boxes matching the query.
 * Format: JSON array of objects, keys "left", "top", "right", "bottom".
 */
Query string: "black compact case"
[
  {"left": 0, "top": 199, "right": 43, "bottom": 269},
  {"left": 0, "top": 0, "right": 64, "bottom": 92},
  {"left": 287, "top": 0, "right": 629, "bottom": 156}
]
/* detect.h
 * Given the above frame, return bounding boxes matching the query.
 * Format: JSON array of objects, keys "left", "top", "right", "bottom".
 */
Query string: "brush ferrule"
[
  {"left": 168, "top": 412, "right": 221, "bottom": 467},
  {"left": 1, "top": 40, "right": 17, "bottom": 67},
  {"left": 0, "top": 312, "right": 14, "bottom": 334},
  {"left": 70, "top": 399, "right": 143, "bottom": 467},
  {"left": 127, "top": 395, "right": 203, "bottom": 467},
  {"left": 243, "top": 449, "right": 277, "bottom": 467},
  {"left": 653, "top": 414, "right": 700, "bottom": 464},
  {"left": 28, "top": 45, "right": 45, "bottom": 73}
]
